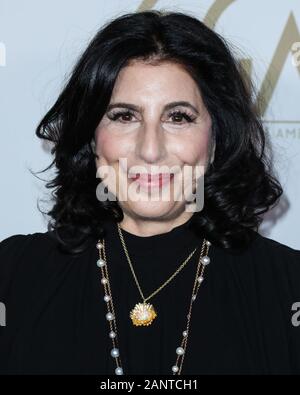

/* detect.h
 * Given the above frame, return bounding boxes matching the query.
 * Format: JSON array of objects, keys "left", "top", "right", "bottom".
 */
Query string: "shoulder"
[
  {"left": 222, "top": 230, "right": 300, "bottom": 265},
  {"left": 253, "top": 231, "right": 299, "bottom": 255},
  {"left": 0, "top": 231, "right": 71, "bottom": 302},
  {"left": 215, "top": 231, "right": 300, "bottom": 300},
  {"left": 254, "top": 232, "right": 300, "bottom": 295},
  {"left": 0, "top": 230, "right": 58, "bottom": 248},
  {"left": 0, "top": 231, "right": 58, "bottom": 270},
  {"left": 249, "top": 231, "right": 300, "bottom": 271}
]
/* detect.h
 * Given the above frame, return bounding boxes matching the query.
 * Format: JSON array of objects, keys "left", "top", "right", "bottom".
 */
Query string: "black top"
[{"left": 0, "top": 218, "right": 300, "bottom": 375}]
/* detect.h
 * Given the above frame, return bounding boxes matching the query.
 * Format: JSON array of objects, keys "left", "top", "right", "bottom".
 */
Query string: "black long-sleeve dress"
[{"left": 0, "top": 217, "right": 300, "bottom": 375}]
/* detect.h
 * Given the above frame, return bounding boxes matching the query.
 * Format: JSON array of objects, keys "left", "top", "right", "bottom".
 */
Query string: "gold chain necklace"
[
  {"left": 96, "top": 232, "right": 212, "bottom": 375},
  {"left": 117, "top": 223, "right": 199, "bottom": 326}
]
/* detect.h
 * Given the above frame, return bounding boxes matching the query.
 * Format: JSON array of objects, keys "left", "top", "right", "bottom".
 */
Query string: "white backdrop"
[{"left": 0, "top": 0, "right": 299, "bottom": 249}]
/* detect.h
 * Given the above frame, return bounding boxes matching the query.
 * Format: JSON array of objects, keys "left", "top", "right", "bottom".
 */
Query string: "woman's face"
[{"left": 94, "top": 60, "right": 214, "bottom": 221}]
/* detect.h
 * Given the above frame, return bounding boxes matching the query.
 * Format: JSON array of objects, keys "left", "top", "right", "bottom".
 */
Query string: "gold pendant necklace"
[
  {"left": 117, "top": 223, "right": 199, "bottom": 327},
  {"left": 130, "top": 302, "right": 157, "bottom": 326}
]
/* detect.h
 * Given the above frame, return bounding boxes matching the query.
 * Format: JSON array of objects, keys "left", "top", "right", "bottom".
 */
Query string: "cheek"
[
  {"left": 95, "top": 129, "right": 127, "bottom": 195},
  {"left": 174, "top": 132, "right": 211, "bottom": 166},
  {"left": 95, "top": 129, "right": 126, "bottom": 164}
]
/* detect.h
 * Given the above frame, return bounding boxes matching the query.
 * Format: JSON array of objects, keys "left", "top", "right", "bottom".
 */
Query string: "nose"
[{"left": 135, "top": 121, "right": 167, "bottom": 164}]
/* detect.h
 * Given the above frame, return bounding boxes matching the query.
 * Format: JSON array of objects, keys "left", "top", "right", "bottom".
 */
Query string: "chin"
[{"left": 122, "top": 200, "right": 180, "bottom": 219}]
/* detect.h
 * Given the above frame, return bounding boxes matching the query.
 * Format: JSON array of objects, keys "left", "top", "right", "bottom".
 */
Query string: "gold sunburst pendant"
[{"left": 130, "top": 302, "right": 157, "bottom": 326}]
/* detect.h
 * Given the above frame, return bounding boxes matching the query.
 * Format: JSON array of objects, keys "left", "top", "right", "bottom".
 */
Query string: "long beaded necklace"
[{"left": 96, "top": 224, "right": 211, "bottom": 375}]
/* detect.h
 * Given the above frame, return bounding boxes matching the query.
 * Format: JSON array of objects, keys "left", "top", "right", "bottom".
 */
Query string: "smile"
[{"left": 128, "top": 173, "right": 175, "bottom": 188}]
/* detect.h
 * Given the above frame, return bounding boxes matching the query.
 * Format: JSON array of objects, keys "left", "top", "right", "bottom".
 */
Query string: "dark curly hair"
[{"left": 34, "top": 9, "right": 283, "bottom": 254}]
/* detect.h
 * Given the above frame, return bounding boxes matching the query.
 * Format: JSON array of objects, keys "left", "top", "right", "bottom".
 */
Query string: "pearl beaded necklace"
[{"left": 96, "top": 232, "right": 211, "bottom": 375}]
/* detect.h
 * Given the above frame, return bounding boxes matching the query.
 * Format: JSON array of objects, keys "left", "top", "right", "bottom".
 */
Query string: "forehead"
[{"left": 110, "top": 60, "right": 203, "bottom": 104}]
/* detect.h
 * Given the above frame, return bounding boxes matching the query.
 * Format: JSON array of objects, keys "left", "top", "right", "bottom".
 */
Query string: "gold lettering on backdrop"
[
  {"left": 265, "top": 126, "right": 300, "bottom": 139},
  {"left": 137, "top": 0, "right": 300, "bottom": 126},
  {"left": 203, "top": 0, "right": 236, "bottom": 29},
  {"left": 257, "top": 12, "right": 300, "bottom": 117},
  {"left": 137, "top": 0, "right": 158, "bottom": 12}
]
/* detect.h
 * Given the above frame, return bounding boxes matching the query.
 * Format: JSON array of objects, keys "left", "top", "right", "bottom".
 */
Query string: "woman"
[{"left": 0, "top": 10, "right": 299, "bottom": 375}]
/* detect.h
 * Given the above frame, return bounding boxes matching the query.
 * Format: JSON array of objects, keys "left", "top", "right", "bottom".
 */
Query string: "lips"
[
  {"left": 130, "top": 173, "right": 171, "bottom": 181},
  {"left": 128, "top": 173, "right": 174, "bottom": 188}
]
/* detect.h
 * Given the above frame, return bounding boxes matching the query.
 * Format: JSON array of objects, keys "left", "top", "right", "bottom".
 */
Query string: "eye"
[
  {"left": 167, "top": 110, "right": 196, "bottom": 124},
  {"left": 106, "top": 109, "right": 197, "bottom": 124},
  {"left": 107, "top": 110, "right": 136, "bottom": 123}
]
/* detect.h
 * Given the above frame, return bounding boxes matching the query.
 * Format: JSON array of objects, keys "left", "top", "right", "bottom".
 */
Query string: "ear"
[
  {"left": 90, "top": 138, "right": 96, "bottom": 154},
  {"left": 90, "top": 138, "right": 100, "bottom": 159},
  {"left": 90, "top": 138, "right": 96, "bottom": 153},
  {"left": 210, "top": 136, "right": 216, "bottom": 164}
]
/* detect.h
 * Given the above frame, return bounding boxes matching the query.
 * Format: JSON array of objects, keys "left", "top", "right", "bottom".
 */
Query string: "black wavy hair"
[{"left": 34, "top": 9, "right": 283, "bottom": 254}]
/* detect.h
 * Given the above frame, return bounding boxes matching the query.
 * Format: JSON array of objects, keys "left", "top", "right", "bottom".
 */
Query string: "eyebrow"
[{"left": 106, "top": 101, "right": 200, "bottom": 115}]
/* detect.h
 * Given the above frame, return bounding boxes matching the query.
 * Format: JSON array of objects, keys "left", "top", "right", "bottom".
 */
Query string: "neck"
[{"left": 119, "top": 211, "right": 194, "bottom": 237}]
